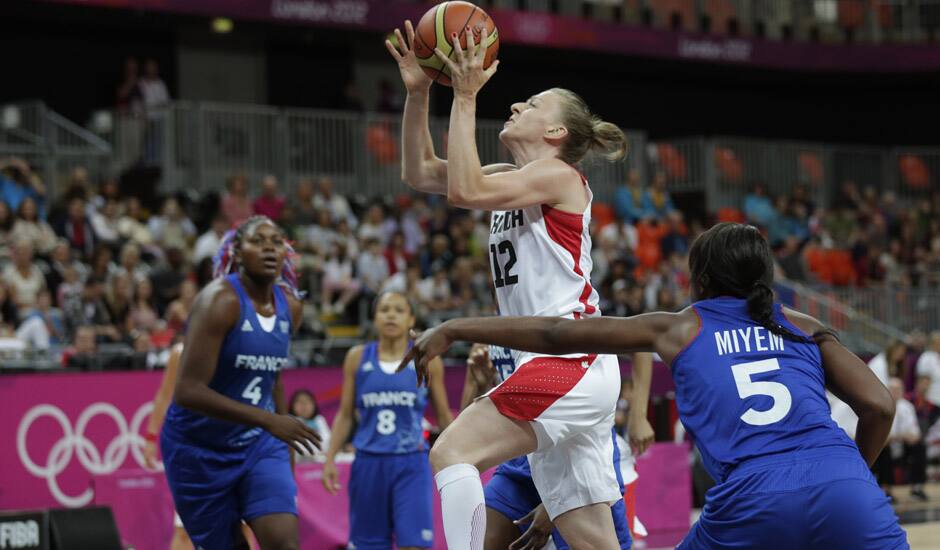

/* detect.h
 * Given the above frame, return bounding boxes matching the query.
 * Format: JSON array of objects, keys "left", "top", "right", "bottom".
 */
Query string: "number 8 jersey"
[
  {"left": 673, "top": 297, "right": 857, "bottom": 484},
  {"left": 352, "top": 341, "right": 429, "bottom": 454},
  {"left": 488, "top": 175, "right": 600, "bottom": 320}
]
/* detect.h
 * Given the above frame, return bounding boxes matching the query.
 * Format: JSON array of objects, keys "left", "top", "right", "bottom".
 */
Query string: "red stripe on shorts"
[{"left": 489, "top": 354, "right": 598, "bottom": 421}]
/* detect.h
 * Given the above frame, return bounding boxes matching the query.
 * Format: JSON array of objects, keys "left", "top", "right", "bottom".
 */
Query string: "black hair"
[
  {"left": 289, "top": 389, "right": 318, "bottom": 419},
  {"left": 689, "top": 222, "right": 808, "bottom": 342}
]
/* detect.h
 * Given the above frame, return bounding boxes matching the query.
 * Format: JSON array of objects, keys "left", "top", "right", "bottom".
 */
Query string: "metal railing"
[
  {"left": 0, "top": 101, "right": 112, "bottom": 201},
  {"left": 775, "top": 279, "right": 909, "bottom": 354},
  {"left": 828, "top": 286, "right": 940, "bottom": 335}
]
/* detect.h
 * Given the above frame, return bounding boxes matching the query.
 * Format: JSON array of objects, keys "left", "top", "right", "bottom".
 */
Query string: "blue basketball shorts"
[
  {"left": 161, "top": 432, "right": 296, "bottom": 550},
  {"left": 677, "top": 447, "right": 908, "bottom": 549},
  {"left": 348, "top": 451, "right": 434, "bottom": 549},
  {"left": 485, "top": 468, "right": 632, "bottom": 549}
]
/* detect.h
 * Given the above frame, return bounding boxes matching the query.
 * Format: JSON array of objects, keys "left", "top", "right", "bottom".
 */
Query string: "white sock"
[{"left": 435, "top": 463, "right": 486, "bottom": 550}]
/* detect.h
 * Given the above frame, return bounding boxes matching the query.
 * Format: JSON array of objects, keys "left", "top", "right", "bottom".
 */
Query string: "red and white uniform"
[{"left": 485, "top": 178, "right": 622, "bottom": 519}]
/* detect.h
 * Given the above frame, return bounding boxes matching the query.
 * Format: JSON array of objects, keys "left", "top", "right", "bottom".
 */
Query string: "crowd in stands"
[{"left": 738, "top": 180, "right": 940, "bottom": 288}]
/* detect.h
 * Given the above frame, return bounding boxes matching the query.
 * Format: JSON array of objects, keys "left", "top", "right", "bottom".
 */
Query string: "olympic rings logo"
[{"left": 16, "top": 402, "right": 155, "bottom": 508}]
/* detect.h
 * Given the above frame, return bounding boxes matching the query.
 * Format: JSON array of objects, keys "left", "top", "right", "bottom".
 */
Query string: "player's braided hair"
[
  {"left": 212, "top": 215, "right": 304, "bottom": 299},
  {"left": 689, "top": 222, "right": 808, "bottom": 342},
  {"left": 550, "top": 88, "right": 628, "bottom": 165}
]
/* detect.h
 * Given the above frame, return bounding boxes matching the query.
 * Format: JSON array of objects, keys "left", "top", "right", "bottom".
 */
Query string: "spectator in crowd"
[
  {"left": 116, "top": 196, "right": 154, "bottom": 246},
  {"left": 58, "top": 197, "right": 96, "bottom": 260},
  {"left": 139, "top": 58, "right": 169, "bottom": 114},
  {"left": 293, "top": 178, "right": 318, "bottom": 226},
  {"left": 660, "top": 210, "right": 689, "bottom": 258},
  {"left": 321, "top": 243, "right": 360, "bottom": 316},
  {"left": 416, "top": 264, "right": 454, "bottom": 323},
  {"left": 148, "top": 197, "right": 196, "bottom": 252},
  {"left": 55, "top": 265, "right": 83, "bottom": 313},
  {"left": 127, "top": 277, "right": 161, "bottom": 334},
  {"left": 221, "top": 175, "right": 252, "bottom": 226},
  {"left": 115, "top": 242, "right": 150, "bottom": 283},
  {"left": 314, "top": 177, "right": 354, "bottom": 226},
  {"left": 869, "top": 340, "right": 908, "bottom": 383},
  {"left": 614, "top": 168, "right": 646, "bottom": 223},
  {"left": 164, "top": 279, "right": 196, "bottom": 334},
  {"left": 420, "top": 233, "right": 453, "bottom": 278},
  {"left": 63, "top": 275, "right": 118, "bottom": 341},
  {"left": 376, "top": 78, "right": 403, "bottom": 113},
  {"left": 642, "top": 170, "right": 675, "bottom": 219},
  {"left": 776, "top": 235, "right": 807, "bottom": 281},
  {"left": 916, "top": 331, "right": 940, "bottom": 421},
  {"left": 356, "top": 238, "right": 389, "bottom": 297},
  {"left": 289, "top": 389, "right": 332, "bottom": 458},
  {"left": 116, "top": 56, "right": 142, "bottom": 114},
  {"left": 61, "top": 325, "right": 98, "bottom": 369},
  {"left": 872, "top": 378, "right": 927, "bottom": 502},
  {"left": 90, "top": 199, "right": 123, "bottom": 250},
  {"left": 334, "top": 218, "right": 359, "bottom": 258},
  {"left": 12, "top": 197, "right": 57, "bottom": 257},
  {"left": 381, "top": 261, "right": 422, "bottom": 306},
  {"left": 44, "top": 239, "right": 83, "bottom": 303},
  {"left": 2, "top": 238, "right": 46, "bottom": 312},
  {"left": 0, "top": 200, "right": 14, "bottom": 262},
  {"left": 0, "top": 157, "right": 46, "bottom": 217},
  {"left": 598, "top": 216, "right": 639, "bottom": 256},
  {"left": 88, "top": 245, "right": 116, "bottom": 281},
  {"left": 0, "top": 282, "right": 20, "bottom": 333},
  {"left": 743, "top": 182, "right": 775, "bottom": 227},
  {"left": 357, "top": 203, "right": 390, "bottom": 245},
  {"left": 192, "top": 215, "right": 228, "bottom": 265},
  {"left": 384, "top": 231, "right": 411, "bottom": 276},
  {"left": 87, "top": 179, "right": 121, "bottom": 217},
  {"left": 15, "top": 288, "right": 64, "bottom": 351},
  {"left": 149, "top": 246, "right": 187, "bottom": 314},
  {"left": 253, "top": 175, "right": 286, "bottom": 221},
  {"left": 105, "top": 273, "right": 134, "bottom": 333}
]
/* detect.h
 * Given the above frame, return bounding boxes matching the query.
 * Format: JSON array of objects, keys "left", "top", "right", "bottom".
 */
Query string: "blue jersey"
[
  {"left": 164, "top": 274, "right": 292, "bottom": 451},
  {"left": 674, "top": 297, "right": 856, "bottom": 484},
  {"left": 352, "top": 341, "right": 429, "bottom": 454}
]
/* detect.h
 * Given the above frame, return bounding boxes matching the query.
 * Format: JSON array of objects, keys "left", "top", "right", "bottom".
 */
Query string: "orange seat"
[
  {"left": 798, "top": 152, "right": 824, "bottom": 186},
  {"left": 592, "top": 202, "right": 617, "bottom": 230},
  {"left": 717, "top": 207, "right": 745, "bottom": 223},
  {"left": 714, "top": 147, "right": 743, "bottom": 183},
  {"left": 899, "top": 155, "right": 930, "bottom": 190},
  {"left": 656, "top": 143, "right": 688, "bottom": 180},
  {"left": 366, "top": 123, "right": 398, "bottom": 164}
]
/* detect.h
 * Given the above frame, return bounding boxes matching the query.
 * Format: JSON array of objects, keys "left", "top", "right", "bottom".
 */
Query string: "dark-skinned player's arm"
[
  {"left": 399, "top": 312, "right": 680, "bottom": 384},
  {"left": 460, "top": 344, "right": 497, "bottom": 411},
  {"left": 427, "top": 357, "right": 454, "bottom": 429},
  {"left": 628, "top": 352, "right": 655, "bottom": 455},
  {"left": 785, "top": 308, "right": 895, "bottom": 467},
  {"left": 172, "top": 282, "right": 320, "bottom": 455},
  {"left": 321, "top": 345, "right": 362, "bottom": 495}
]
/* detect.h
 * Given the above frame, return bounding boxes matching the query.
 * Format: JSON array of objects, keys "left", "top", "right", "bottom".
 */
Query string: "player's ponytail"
[
  {"left": 212, "top": 215, "right": 305, "bottom": 299},
  {"left": 591, "top": 119, "right": 628, "bottom": 162},
  {"left": 690, "top": 223, "right": 808, "bottom": 343},
  {"left": 550, "top": 88, "right": 627, "bottom": 165}
]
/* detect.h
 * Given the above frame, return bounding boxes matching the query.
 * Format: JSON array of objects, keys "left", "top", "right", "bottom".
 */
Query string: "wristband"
[{"left": 144, "top": 432, "right": 158, "bottom": 442}]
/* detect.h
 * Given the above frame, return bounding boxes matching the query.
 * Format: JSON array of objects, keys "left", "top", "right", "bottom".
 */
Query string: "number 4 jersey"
[
  {"left": 488, "top": 175, "right": 600, "bottom": 320},
  {"left": 163, "top": 273, "right": 292, "bottom": 451},
  {"left": 673, "top": 297, "right": 857, "bottom": 484},
  {"left": 352, "top": 341, "right": 429, "bottom": 454}
]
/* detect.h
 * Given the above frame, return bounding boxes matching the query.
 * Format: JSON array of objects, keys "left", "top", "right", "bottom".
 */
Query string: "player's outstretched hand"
[
  {"left": 322, "top": 459, "right": 341, "bottom": 495},
  {"left": 629, "top": 416, "right": 655, "bottom": 456},
  {"left": 434, "top": 25, "right": 499, "bottom": 98},
  {"left": 467, "top": 343, "right": 496, "bottom": 388},
  {"left": 265, "top": 414, "right": 322, "bottom": 457},
  {"left": 510, "top": 503, "right": 553, "bottom": 550},
  {"left": 385, "top": 20, "right": 432, "bottom": 93},
  {"left": 398, "top": 326, "right": 454, "bottom": 387}
]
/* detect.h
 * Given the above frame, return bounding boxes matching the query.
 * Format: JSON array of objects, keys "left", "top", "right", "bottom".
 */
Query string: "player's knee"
[{"left": 429, "top": 438, "right": 468, "bottom": 473}]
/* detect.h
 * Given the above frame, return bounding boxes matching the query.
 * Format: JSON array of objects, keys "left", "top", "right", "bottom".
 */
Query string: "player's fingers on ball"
[
  {"left": 404, "top": 20, "right": 415, "bottom": 44},
  {"left": 465, "top": 26, "right": 475, "bottom": 53},
  {"left": 479, "top": 26, "right": 488, "bottom": 58}
]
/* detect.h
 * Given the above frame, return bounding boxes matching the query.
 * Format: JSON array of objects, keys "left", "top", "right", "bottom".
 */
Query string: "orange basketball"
[{"left": 412, "top": 1, "right": 499, "bottom": 87}]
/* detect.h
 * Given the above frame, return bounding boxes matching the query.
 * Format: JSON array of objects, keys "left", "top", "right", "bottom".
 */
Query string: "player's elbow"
[
  {"left": 173, "top": 383, "right": 201, "bottom": 411},
  {"left": 859, "top": 386, "right": 896, "bottom": 425}
]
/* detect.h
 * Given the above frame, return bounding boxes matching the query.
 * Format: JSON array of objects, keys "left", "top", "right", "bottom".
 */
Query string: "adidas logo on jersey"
[
  {"left": 241, "top": 320, "right": 253, "bottom": 332},
  {"left": 362, "top": 361, "right": 374, "bottom": 372}
]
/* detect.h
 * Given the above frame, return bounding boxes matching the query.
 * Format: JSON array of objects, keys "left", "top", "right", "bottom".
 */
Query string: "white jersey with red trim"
[{"left": 487, "top": 182, "right": 600, "bottom": 320}]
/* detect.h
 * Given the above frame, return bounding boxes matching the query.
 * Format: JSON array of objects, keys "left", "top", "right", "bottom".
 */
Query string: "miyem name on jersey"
[{"left": 714, "top": 326, "right": 786, "bottom": 356}]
